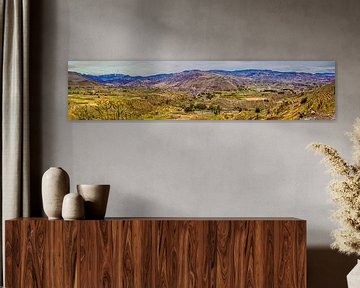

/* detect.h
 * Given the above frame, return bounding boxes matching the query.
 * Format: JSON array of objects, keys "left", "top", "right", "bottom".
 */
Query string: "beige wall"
[{"left": 30, "top": 1, "right": 360, "bottom": 285}]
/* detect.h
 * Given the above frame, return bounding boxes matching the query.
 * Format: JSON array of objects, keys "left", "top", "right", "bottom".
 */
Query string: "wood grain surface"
[{"left": 5, "top": 218, "right": 306, "bottom": 287}]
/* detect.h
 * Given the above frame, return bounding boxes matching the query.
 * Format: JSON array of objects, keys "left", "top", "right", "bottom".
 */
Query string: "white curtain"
[{"left": 0, "top": 0, "right": 30, "bottom": 284}]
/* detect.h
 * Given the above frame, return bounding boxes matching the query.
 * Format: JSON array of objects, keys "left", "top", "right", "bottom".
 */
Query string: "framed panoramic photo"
[{"left": 68, "top": 61, "right": 335, "bottom": 120}]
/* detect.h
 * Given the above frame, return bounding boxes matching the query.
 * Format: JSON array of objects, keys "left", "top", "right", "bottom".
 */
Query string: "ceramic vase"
[
  {"left": 62, "top": 192, "right": 85, "bottom": 220},
  {"left": 42, "top": 167, "right": 70, "bottom": 219},
  {"left": 77, "top": 184, "right": 110, "bottom": 219},
  {"left": 347, "top": 260, "right": 360, "bottom": 288}
]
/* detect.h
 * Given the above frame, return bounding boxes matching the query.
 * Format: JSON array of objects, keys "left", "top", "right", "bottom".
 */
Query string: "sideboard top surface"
[{"left": 6, "top": 217, "right": 305, "bottom": 222}]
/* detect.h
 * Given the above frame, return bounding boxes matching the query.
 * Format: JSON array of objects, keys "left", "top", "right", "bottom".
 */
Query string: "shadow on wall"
[{"left": 308, "top": 248, "right": 357, "bottom": 288}]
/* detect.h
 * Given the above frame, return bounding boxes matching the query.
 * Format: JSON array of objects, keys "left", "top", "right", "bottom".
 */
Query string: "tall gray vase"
[{"left": 42, "top": 167, "right": 70, "bottom": 219}]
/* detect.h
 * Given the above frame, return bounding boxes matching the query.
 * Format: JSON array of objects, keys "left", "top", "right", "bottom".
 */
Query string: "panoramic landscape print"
[{"left": 68, "top": 61, "right": 335, "bottom": 120}]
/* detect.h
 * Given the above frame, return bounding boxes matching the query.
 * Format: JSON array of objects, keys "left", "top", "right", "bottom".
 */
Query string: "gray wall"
[{"left": 30, "top": 1, "right": 360, "bottom": 284}]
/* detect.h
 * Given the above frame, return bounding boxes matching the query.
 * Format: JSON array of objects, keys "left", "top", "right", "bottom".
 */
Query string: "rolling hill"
[
  {"left": 68, "top": 71, "right": 98, "bottom": 87},
  {"left": 68, "top": 69, "right": 335, "bottom": 93},
  {"left": 268, "top": 83, "right": 335, "bottom": 120}
]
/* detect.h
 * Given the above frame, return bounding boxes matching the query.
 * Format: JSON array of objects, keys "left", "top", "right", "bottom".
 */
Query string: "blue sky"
[{"left": 68, "top": 61, "right": 335, "bottom": 76}]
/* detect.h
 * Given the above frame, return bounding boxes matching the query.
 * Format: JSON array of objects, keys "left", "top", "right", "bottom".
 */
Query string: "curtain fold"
[{"left": 0, "top": 0, "right": 30, "bottom": 284}]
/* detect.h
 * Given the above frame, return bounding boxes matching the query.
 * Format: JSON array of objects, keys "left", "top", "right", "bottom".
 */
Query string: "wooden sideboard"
[{"left": 5, "top": 217, "right": 306, "bottom": 287}]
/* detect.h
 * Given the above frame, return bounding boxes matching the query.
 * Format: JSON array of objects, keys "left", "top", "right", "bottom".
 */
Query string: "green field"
[{"left": 68, "top": 83, "right": 335, "bottom": 120}]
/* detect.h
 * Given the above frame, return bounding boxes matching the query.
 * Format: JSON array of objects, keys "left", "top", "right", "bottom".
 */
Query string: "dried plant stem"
[{"left": 309, "top": 118, "right": 360, "bottom": 256}]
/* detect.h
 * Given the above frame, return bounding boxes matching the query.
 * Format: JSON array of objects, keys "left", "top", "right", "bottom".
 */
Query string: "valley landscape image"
[{"left": 68, "top": 61, "right": 335, "bottom": 120}]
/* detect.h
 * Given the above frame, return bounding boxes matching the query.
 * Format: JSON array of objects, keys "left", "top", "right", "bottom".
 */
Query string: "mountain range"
[{"left": 68, "top": 69, "right": 335, "bottom": 93}]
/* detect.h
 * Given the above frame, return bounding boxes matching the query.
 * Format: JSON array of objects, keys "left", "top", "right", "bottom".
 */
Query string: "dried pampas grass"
[{"left": 308, "top": 118, "right": 360, "bottom": 256}]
